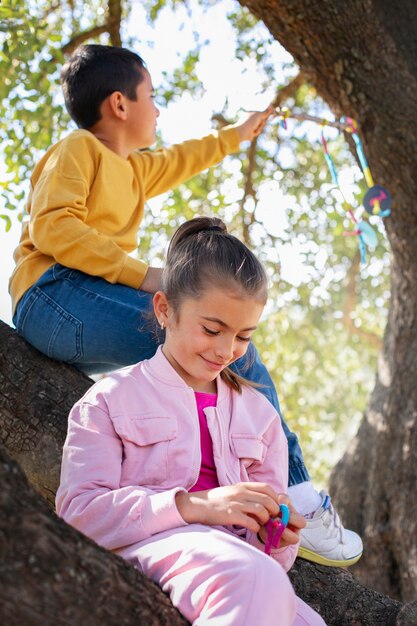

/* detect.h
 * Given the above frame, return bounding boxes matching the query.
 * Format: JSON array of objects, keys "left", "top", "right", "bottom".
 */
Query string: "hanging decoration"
[{"left": 274, "top": 108, "right": 391, "bottom": 264}]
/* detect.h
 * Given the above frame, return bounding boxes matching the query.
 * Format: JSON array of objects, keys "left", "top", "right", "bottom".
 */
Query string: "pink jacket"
[{"left": 56, "top": 347, "right": 298, "bottom": 571}]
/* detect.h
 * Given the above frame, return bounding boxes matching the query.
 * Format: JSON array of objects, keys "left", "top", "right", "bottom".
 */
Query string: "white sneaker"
[{"left": 298, "top": 490, "right": 363, "bottom": 567}]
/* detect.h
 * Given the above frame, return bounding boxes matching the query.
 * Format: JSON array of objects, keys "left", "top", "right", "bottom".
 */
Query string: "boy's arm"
[
  {"left": 28, "top": 137, "right": 150, "bottom": 290},
  {"left": 29, "top": 175, "right": 148, "bottom": 289},
  {"left": 137, "top": 127, "right": 240, "bottom": 199},
  {"left": 27, "top": 110, "right": 270, "bottom": 292},
  {"left": 137, "top": 108, "right": 272, "bottom": 199}
]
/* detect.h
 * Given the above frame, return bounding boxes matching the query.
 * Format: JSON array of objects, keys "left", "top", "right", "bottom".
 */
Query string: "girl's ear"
[{"left": 153, "top": 291, "right": 170, "bottom": 327}]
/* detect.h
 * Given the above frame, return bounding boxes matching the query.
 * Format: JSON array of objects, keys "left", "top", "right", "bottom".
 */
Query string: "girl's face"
[{"left": 155, "top": 286, "right": 265, "bottom": 393}]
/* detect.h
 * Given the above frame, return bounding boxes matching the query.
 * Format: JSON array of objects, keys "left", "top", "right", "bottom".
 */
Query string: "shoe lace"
[{"left": 323, "top": 500, "right": 346, "bottom": 543}]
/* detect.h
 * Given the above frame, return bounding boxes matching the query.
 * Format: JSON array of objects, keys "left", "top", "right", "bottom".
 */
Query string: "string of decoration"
[{"left": 275, "top": 108, "right": 391, "bottom": 263}]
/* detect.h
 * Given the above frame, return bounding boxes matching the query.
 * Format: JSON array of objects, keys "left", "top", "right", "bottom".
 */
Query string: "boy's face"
[{"left": 126, "top": 69, "right": 160, "bottom": 149}]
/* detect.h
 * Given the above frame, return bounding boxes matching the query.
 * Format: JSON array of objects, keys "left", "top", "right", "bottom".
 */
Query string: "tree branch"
[
  {"left": 0, "top": 441, "right": 189, "bottom": 626},
  {"left": 108, "top": 0, "right": 122, "bottom": 47},
  {"left": 270, "top": 71, "right": 307, "bottom": 108},
  {"left": 238, "top": 72, "right": 307, "bottom": 244},
  {"left": 40, "top": 1, "right": 61, "bottom": 21},
  {"left": 62, "top": 24, "right": 111, "bottom": 56},
  {"left": 56, "top": 1, "right": 123, "bottom": 59},
  {"left": 238, "top": 136, "right": 258, "bottom": 245}
]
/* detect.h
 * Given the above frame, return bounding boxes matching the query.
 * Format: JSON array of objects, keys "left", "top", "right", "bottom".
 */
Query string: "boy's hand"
[
  {"left": 233, "top": 105, "right": 274, "bottom": 142},
  {"left": 140, "top": 266, "right": 163, "bottom": 293},
  {"left": 258, "top": 494, "right": 306, "bottom": 548}
]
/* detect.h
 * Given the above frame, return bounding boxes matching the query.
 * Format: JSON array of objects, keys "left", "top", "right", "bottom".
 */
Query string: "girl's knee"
[
  {"left": 222, "top": 542, "right": 295, "bottom": 602},
  {"left": 253, "top": 550, "right": 295, "bottom": 598},
  {"left": 233, "top": 549, "right": 297, "bottom": 624}
]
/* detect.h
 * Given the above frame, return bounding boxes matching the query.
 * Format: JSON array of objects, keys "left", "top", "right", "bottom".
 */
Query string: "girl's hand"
[
  {"left": 258, "top": 494, "right": 306, "bottom": 548},
  {"left": 175, "top": 482, "right": 281, "bottom": 532},
  {"left": 232, "top": 105, "right": 274, "bottom": 142}
]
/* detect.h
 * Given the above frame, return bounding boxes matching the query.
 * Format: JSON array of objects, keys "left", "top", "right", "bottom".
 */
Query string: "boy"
[{"left": 9, "top": 44, "right": 362, "bottom": 567}]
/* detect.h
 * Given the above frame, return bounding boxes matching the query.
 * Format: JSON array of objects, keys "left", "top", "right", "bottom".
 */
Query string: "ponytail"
[{"left": 163, "top": 216, "right": 267, "bottom": 308}]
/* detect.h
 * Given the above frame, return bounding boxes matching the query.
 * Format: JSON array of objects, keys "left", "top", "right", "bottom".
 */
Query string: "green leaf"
[{"left": 0, "top": 214, "right": 12, "bottom": 232}]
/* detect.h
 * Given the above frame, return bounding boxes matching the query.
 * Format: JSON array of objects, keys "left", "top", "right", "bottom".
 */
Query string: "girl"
[{"left": 56, "top": 217, "right": 326, "bottom": 625}]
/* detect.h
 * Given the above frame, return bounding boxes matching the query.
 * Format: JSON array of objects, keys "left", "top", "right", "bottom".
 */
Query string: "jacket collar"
[{"left": 145, "top": 346, "right": 230, "bottom": 404}]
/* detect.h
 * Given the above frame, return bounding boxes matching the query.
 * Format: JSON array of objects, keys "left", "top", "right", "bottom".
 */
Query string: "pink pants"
[{"left": 118, "top": 524, "right": 326, "bottom": 626}]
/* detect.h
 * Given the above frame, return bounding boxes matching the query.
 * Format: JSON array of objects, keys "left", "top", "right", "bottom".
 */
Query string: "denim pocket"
[{"left": 15, "top": 286, "right": 83, "bottom": 363}]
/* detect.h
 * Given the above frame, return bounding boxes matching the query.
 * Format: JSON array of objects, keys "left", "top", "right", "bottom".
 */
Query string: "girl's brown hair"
[{"left": 162, "top": 216, "right": 268, "bottom": 392}]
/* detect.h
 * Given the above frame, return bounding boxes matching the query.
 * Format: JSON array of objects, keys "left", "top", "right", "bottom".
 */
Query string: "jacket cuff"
[{"left": 140, "top": 488, "right": 189, "bottom": 537}]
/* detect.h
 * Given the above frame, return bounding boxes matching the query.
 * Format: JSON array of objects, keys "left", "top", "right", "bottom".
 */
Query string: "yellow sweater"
[{"left": 9, "top": 127, "right": 240, "bottom": 312}]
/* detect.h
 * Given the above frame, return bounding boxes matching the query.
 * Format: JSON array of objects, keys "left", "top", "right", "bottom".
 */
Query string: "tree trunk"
[
  {"left": 0, "top": 320, "right": 92, "bottom": 505},
  {"left": 0, "top": 320, "right": 407, "bottom": 623},
  {"left": 238, "top": 0, "right": 417, "bottom": 602},
  {"left": 0, "top": 441, "right": 189, "bottom": 626}
]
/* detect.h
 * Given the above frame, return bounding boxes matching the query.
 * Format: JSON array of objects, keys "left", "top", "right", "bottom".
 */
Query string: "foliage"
[
  {"left": 0, "top": 0, "right": 390, "bottom": 483},
  {"left": 0, "top": 0, "right": 113, "bottom": 221}
]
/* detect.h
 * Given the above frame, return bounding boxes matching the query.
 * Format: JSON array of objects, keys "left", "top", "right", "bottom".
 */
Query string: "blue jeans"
[{"left": 13, "top": 264, "right": 309, "bottom": 485}]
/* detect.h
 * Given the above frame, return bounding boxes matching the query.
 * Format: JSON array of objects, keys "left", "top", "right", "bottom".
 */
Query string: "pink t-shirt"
[{"left": 189, "top": 391, "right": 220, "bottom": 492}]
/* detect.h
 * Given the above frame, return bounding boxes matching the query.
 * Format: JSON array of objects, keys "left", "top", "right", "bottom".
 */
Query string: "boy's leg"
[
  {"left": 230, "top": 343, "right": 363, "bottom": 568},
  {"left": 230, "top": 343, "right": 309, "bottom": 487},
  {"left": 119, "top": 524, "right": 297, "bottom": 626},
  {"left": 12, "top": 264, "right": 159, "bottom": 375}
]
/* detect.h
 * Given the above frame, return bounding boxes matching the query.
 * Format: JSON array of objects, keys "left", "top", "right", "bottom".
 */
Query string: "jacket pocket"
[
  {"left": 113, "top": 414, "right": 178, "bottom": 445},
  {"left": 113, "top": 415, "right": 178, "bottom": 486},
  {"left": 231, "top": 435, "right": 266, "bottom": 480}
]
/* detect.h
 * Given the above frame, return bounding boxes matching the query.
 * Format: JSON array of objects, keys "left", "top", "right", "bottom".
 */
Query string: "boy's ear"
[
  {"left": 107, "top": 91, "right": 128, "bottom": 120},
  {"left": 153, "top": 291, "right": 170, "bottom": 326}
]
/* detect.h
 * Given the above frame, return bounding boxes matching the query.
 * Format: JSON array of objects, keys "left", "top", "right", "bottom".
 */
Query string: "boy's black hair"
[{"left": 61, "top": 44, "right": 146, "bottom": 129}]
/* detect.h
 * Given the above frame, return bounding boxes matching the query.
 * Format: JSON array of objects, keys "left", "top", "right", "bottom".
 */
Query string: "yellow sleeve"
[
  {"left": 29, "top": 139, "right": 148, "bottom": 289},
  {"left": 135, "top": 126, "right": 241, "bottom": 199}
]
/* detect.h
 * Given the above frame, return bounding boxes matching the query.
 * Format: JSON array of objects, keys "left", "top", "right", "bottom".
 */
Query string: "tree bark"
[
  {"left": 0, "top": 320, "right": 406, "bottom": 623},
  {"left": 0, "top": 320, "right": 92, "bottom": 505},
  {"left": 0, "top": 441, "right": 189, "bottom": 626},
  {"left": 238, "top": 0, "right": 417, "bottom": 602},
  {"left": 288, "top": 560, "right": 401, "bottom": 626}
]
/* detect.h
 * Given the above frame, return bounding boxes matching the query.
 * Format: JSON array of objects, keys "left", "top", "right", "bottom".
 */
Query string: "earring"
[{"left": 160, "top": 321, "right": 165, "bottom": 330}]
